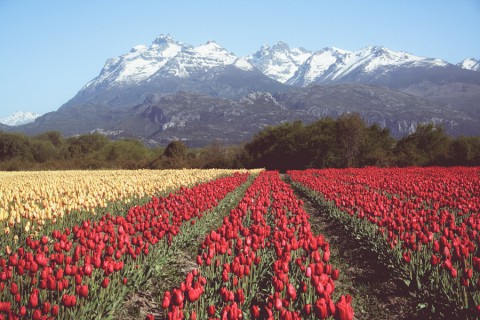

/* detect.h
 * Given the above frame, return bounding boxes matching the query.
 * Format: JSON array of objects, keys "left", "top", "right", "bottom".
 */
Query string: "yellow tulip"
[{"left": 0, "top": 169, "right": 261, "bottom": 234}]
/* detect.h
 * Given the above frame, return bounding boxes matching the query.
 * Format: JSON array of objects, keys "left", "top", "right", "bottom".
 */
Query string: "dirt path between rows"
[{"left": 285, "top": 175, "right": 420, "bottom": 320}]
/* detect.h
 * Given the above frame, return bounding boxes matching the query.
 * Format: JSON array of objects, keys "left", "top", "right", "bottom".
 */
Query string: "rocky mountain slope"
[{"left": 21, "top": 84, "right": 475, "bottom": 147}]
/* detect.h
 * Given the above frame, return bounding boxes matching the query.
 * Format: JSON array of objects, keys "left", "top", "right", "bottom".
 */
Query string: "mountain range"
[
  {"left": 0, "top": 111, "right": 39, "bottom": 126},
  {"left": 6, "top": 34, "right": 480, "bottom": 146}
]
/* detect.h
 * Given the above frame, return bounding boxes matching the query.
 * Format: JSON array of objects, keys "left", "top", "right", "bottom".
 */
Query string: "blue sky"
[{"left": 0, "top": 0, "right": 479, "bottom": 118}]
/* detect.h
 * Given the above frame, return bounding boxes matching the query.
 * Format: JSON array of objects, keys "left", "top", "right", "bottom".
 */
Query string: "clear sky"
[{"left": 0, "top": 0, "right": 479, "bottom": 118}]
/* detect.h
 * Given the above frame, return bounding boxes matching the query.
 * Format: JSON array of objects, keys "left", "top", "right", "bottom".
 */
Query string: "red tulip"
[
  {"left": 101, "top": 277, "right": 110, "bottom": 288},
  {"left": 208, "top": 305, "right": 216, "bottom": 316},
  {"left": 42, "top": 301, "right": 51, "bottom": 315},
  {"left": 78, "top": 284, "right": 89, "bottom": 298},
  {"left": 315, "top": 298, "right": 328, "bottom": 319},
  {"left": 251, "top": 305, "right": 260, "bottom": 318},
  {"left": 187, "top": 288, "right": 200, "bottom": 302},
  {"left": 32, "top": 309, "right": 42, "bottom": 320},
  {"left": 28, "top": 293, "right": 39, "bottom": 308},
  {"left": 274, "top": 297, "right": 283, "bottom": 310},
  {"left": 51, "top": 305, "right": 59, "bottom": 316},
  {"left": 162, "top": 291, "right": 171, "bottom": 309},
  {"left": 19, "top": 305, "right": 27, "bottom": 317},
  {"left": 286, "top": 283, "right": 297, "bottom": 301},
  {"left": 304, "top": 303, "right": 312, "bottom": 315},
  {"left": 84, "top": 263, "right": 93, "bottom": 276},
  {"left": 335, "top": 295, "right": 354, "bottom": 320},
  {"left": 10, "top": 282, "right": 18, "bottom": 295},
  {"left": 332, "top": 269, "right": 340, "bottom": 280}
]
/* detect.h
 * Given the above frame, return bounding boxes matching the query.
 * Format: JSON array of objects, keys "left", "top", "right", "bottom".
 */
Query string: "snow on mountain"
[
  {"left": 232, "top": 57, "right": 255, "bottom": 71},
  {"left": 155, "top": 40, "right": 237, "bottom": 78},
  {"left": 0, "top": 111, "right": 40, "bottom": 126},
  {"left": 288, "top": 46, "right": 449, "bottom": 86},
  {"left": 247, "top": 42, "right": 312, "bottom": 83},
  {"left": 287, "top": 47, "right": 344, "bottom": 86},
  {"left": 83, "top": 34, "right": 190, "bottom": 89},
  {"left": 457, "top": 58, "right": 480, "bottom": 71},
  {"left": 83, "top": 36, "right": 241, "bottom": 90},
  {"left": 80, "top": 34, "right": 454, "bottom": 91}
]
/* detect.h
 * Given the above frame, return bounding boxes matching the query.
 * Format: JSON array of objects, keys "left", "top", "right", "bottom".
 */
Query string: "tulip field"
[
  {"left": 289, "top": 167, "right": 480, "bottom": 319},
  {"left": 0, "top": 169, "right": 257, "bottom": 319},
  {"left": 0, "top": 169, "right": 241, "bottom": 235},
  {"left": 154, "top": 171, "right": 352, "bottom": 320},
  {"left": 0, "top": 167, "right": 478, "bottom": 319}
]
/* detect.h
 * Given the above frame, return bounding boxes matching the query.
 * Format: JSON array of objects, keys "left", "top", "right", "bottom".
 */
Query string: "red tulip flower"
[
  {"left": 335, "top": 295, "right": 354, "bottom": 320},
  {"left": 28, "top": 293, "right": 39, "bottom": 308}
]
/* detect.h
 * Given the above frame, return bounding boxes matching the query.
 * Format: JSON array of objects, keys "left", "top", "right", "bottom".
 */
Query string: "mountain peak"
[
  {"left": 288, "top": 45, "right": 450, "bottom": 86},
  {"left": 457, "top": 58, "right": 480, "bottom": 71},
  {"left": 248, "top": 41, "right": 312, "bottom": 83},
  {"left": 272, "top": 41, "right": 290, "bottom": 51},
  {"left": 152, "top": 34, "right": 174, "bottom": 44},
  {"left": 79, "top": 36, "right": 457, "bottom": 97},
  {"left": 196, "top": 40, "right": 225, "bottom": 52},
  {"left": 0, "top": 111, "right": 40, "bottom": 126},
  {"left": 193, "top": 41, "right": 235, "bottom": 60}
]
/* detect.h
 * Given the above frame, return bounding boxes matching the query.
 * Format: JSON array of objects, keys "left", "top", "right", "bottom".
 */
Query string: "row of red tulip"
[
  {"left": 0, "top": 172, "right": 250, "bottom": 319},
  {"left": 289, "top": 167, "right": 480, "bottom": 316},
  {"left": 155, "top": 171, "right": 353, "bottom": 320}
]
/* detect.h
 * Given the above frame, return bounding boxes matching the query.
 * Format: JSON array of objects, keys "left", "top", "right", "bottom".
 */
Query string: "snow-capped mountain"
[
  {"left": 153, "top": 40, "right": 237, "bottom": 78},
  {"left": 247, "top": 42, "right": 311, "bottom": 83},
  {"left": 83, "top": 34, "right": 189, "bottom": 89},
  {"left": 27, "top": 34, "right": 478, "bottom": 143},
  {"left": 0, "top": 111, "right": 39, "bottom": 126},
  {"left": 66, "top": 35, "right": 282, "bottom": 109},
  {"left": 80, "top": 34, "right": 459, "bottom": 93},
  {"left": 83, "top": 35, "right": 243, "bottom": 90},
  {"left": 457, "top": 58, "right": 480, "bottom": 71},
  {"left": 287, "top": 46, "right": 449, "bottom": 86}
]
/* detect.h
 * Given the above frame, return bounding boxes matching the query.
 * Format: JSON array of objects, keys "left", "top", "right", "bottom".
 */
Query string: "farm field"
[
  {"left": 0, "top": 167, "right": 478, "bottom": 319},
  {"left": 0, "top": 169, "right": 248, "bottom": 237},
  {"left": 289, "top": 167, "right": 480, "bottom": 319}
]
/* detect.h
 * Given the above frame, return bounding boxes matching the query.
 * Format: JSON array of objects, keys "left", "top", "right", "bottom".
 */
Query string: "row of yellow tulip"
[{"left": 0, "top": 169, "right": 258, "bottom": 235}]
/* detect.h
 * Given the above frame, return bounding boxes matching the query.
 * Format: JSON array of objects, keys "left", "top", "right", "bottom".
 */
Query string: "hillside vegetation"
[{"left": 1, "top": 113, "right": 479, "bottom": 171}]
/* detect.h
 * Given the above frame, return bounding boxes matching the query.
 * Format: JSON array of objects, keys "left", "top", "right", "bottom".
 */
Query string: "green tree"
[
  {"left": 304, "top": 117, "right": 337, "bottom": 168},
  {"left": 105, "top": 140, "right": 150, "bottom": 162},
  {"left": 30, "top": 139, "right": 58, "bottom": 163},
  {"left": 448, "top": 137, "right": 470, "bottom": 166},
  {"left": 335, "top": 113, "right": 366, "bottom": 167},
  {"left": 359, "top": 124, "right": 395, "bottom": 167},
  {"left": 35, "top": 131, "right": 63, "bottom": 148},
  {"left": 65, "top": 133, "right": 110, "bottom": 159},
  {"left": 245, "top": 121, "right": 304, "bottom": 171},
  {"left": 164, "top": 141, "right": 188, "bottom": 158},
  {"left": 394, "top": 123, "right": 450, "bottom": 166},
  {"left": 0, "top": 132, "right": 32, "bottom": 161}
]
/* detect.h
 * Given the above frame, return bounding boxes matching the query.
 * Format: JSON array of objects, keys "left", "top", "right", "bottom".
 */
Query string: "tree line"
[
  {"left": 0, "top": 130, "right": 245, "bottom": 171},
  {"left": 244, "top": 114, "right": 480, "bottom": 170},
  {"left": 1, "top": 113, "right": 479, "bottom": 171}
]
